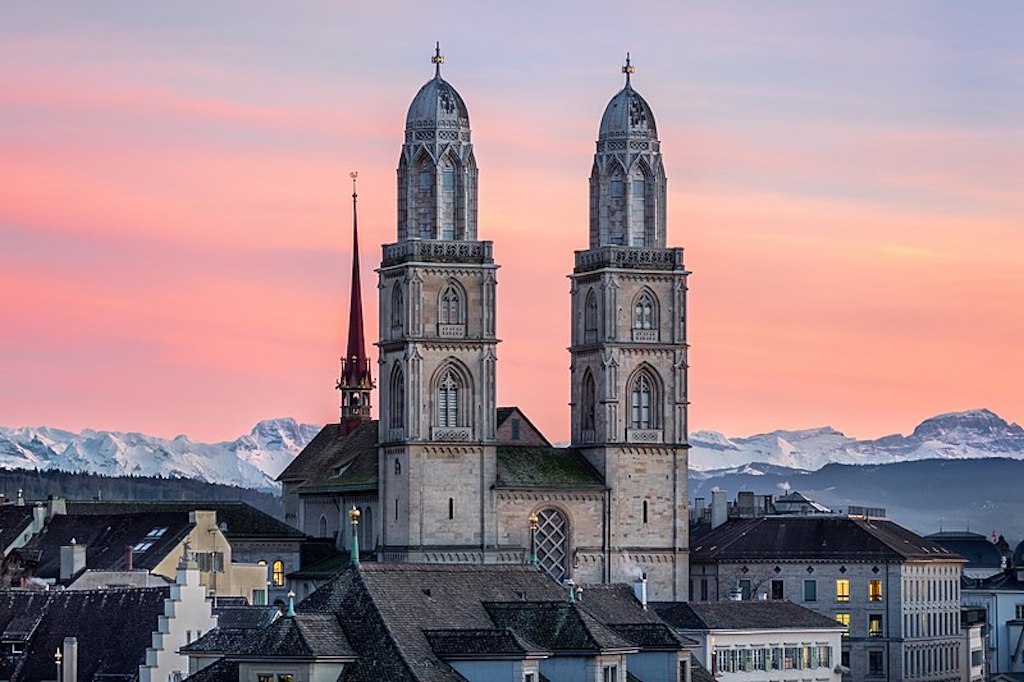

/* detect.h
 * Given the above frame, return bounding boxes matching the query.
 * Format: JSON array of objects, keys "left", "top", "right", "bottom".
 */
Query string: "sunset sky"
[{"left": 2, "top": 2, "right": 1022, "bottom": 444}]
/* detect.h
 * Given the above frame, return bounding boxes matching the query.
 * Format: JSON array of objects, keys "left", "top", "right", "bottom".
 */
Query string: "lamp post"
[
  {"left": 528, "top": 513, "right": 539, "bottom": 567},
  {"left": 348, "top": 506, "right": 361, "bottom": 567},
  {"left": 54, "top": 647, "right": 62, "bottom": 682}
]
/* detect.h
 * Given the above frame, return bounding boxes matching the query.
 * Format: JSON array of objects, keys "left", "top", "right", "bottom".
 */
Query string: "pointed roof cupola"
[
  {"left": 599, "top": 53, "right": 658, "bottom": 141},
  {"left": 396, "top": 44, "right": 479, "bottom": 242},
  {"left": 337, "top": 171, "right": 374, "bottom": 434}
]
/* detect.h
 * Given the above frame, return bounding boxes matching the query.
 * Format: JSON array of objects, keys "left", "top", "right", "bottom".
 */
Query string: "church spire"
[{"left": 338, "top": 171, "right": 373, "bottom": 434}]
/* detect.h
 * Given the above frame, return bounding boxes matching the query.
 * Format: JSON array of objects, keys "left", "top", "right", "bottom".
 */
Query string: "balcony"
[
  {"left": 383, "top": 239, "right": 493, "bottom": 267},
  {"left": 574, "top": 246, "right": 685, "bottom": 274}
]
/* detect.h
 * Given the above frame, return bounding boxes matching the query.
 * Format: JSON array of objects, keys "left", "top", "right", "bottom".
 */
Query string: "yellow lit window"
[
  {"left": 836, "top": 579, "right": 850, "bottom": 602},
  {"left": 870, "top": 579, "right": 883, "bottom": 602},
  {"left": 836, "top": 612, "right": 850, "bottom": 636},
  {"left": 272, "top": 560, "right": 285, "bottom": 586}
]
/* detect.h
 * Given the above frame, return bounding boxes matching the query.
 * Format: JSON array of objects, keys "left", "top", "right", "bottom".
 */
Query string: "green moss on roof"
[{"left": 496, "top": 447, "right": 604, "bottom": 489}]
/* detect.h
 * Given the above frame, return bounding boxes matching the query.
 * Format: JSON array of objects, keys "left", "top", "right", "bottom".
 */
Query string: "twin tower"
[{"left": 370, "top": 49, "right": 689, "bottom": 599}]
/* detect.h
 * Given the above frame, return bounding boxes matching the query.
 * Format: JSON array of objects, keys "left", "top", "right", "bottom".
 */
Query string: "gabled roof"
[
  {"left": 926, "top": 531, "right": 1004, "bottom": 570},
  {"left": 18, "top": 511, "right": 193, "bottom": 580},
  {"left": 690, "top": 516, "right": 966, "bottom": 564},
  {"left": 653, "top": 600, "right": 846, "bottom": 632},
  {"left": 484, "top": 601, "right": 637, "bottom": 653},
  {"left": 283, "top": 421, "right": 379, "bottom": 494},
  {"left": 0, "top": 506, "right": 35, "bottom": 552},
  {"left": 496, "top": 447, "right": 605, "bottom": 489},
  {"left": 235, "top": 612, "right": 355, "bottom": 660},
  {"left": 577, "top": 584, "right": 694, "bottom": 650},
  {"left": 424, "top": 628, "right": 549, "bottom": 659},
  {"left": 0, "top": 587, "right": 168, "bottom": 681},
  {"left": 496, "top": 407, "right": 551, "bottom": 447},
  {"left": 65, "top": 500, "right": 305, "bottom": 540}
]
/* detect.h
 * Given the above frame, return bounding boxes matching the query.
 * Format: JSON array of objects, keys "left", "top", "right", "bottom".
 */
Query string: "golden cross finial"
[
  {"left": 622, "top": 52, "right": 635, "bottom": 85},
  {"left": 432, "top": 42, "right": 444, "bottom": 77}
]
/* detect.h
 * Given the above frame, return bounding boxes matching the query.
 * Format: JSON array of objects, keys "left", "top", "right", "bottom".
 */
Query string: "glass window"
[
  {"left": 439, "top": 284, "right": 463, "bottom": 325},
  {"left": 632, "top": 180, "right": 645, "bottom": 197},
  {"left": 739, "top": 579, "right": 751, "bottom": 601},
  {"left": 869, "top": 650, "right": 884, "bottom": 676},
  {"left": 603, "top": 665, "right": 618, "bottom": 682},
  {"left": 581, "top": 371, "right": 596, "bottom": 432},
  {"left": 611, "top": 179, "right": 623, "bottom": 197},
  {"left": 870, "top": 579, "right": 883, "bottom": 602},
  {"left": 771, "top": 579, "right": 784, "bottom": 600},
  {"left": 804, "top": 579, "right": 817, "bottom": 602},
  {"left": 836, "top": 612, "right": 850, "bottom": 635},
  {"left": 630, "top": 372, "right": 655, "bottom": 429},
  {"left": 419, "top": 171, "right": 432, "bottom": 189},
  {"left": 534, "top": 508, "right": 569, "bottom": 582},
  {"left": 836, "top": 578, "right": 850, "bottom": 602},
  {"left": 583, "top": 289, "right": 598, "bottom": 341},
  {"left": 391, "top": 366, "right": 405, "bottom": 430},
  {"left": 258, "top": 676, "right": 273, "bottom": 682},
  {"left": 632, "top": 291, "right": 656, "bottom": 330},
  {"left": 442, "top": 169, "right": 455, "bottom": 190},
  {"left": 869, "top": 613, "right": 883, "bottom": 637},
  {"left": 437, "top": 369, "right": 461, "bottom": 428},
  {"left": 770, "top": 647, "right": 783, "bottom": 670},
  {"left": 272, "top": 560, "right": 285, "bottom": 586}
]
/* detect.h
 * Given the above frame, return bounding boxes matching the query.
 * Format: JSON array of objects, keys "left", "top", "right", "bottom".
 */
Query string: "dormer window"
[{"left": 145, "top": 527, "right": 167, "bottom": 539}]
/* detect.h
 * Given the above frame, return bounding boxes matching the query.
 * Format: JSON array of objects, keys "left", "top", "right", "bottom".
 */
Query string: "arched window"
[
  {"left": 362, "top": 506, "right": 373, "bottom": 550},
  {"left": 414, "top": 155, "right": 435, "bottom": 239},
  {"left": 390, "top": 365, "right": 405, "bottom": 430},
  {"left": 439, "top": 282, "right": 464, "bottom": 325},
  {"left": 437, "top": 369, "right": 461, "bottom": 427},
  {"left": 391, "top": 284, "right": 404, "bottom": 331},
  {"left": 630, "top": 370, "right": 658, "bottom": 429},
  {"left": 534, "top": 508, "right": 569, "bottom": 582},
  {"left": 633, "top": 290, "right": 657, "bottom": 330},
  {"left": 581, "top": 370, "right": 596, "bottom": 433},
  {"left": 271, "top": 560, "right": 285, "bottom": 586},
  {"left": 583, "top": 289, "right": 598, "bottom": 343},
  {"left": 318, "top": 514, "right": 328, "bottom": 538}
]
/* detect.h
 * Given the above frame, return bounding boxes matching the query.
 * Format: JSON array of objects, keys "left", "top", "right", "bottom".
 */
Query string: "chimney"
[
  {"left": 633, "top": 574, "right": 648, "bottom": 610},
  {"left": 16, "top": 489, "right": 24, "bottom": 506},
  {"left": 60, "top": 539, "right": 86, "bottom": 581},
  {"left": 126, "top": 545, "right": 134, "bottom": 571},
  {"left": 32, "top": 503, "right": 46, "bottom": 531},
  {"left": 694, "top": 497, "right": 706, "bottom": 522},
  {"left": 46, "top": 496, "right": 67, "bottom": 519},
  {"left": 62, "top": 636, "right": 77, "bottom": 682},
  {"left": 711, "top": 490, "right": 728, "bottom": 529},
  {"left": 737, "top": 491, "right": 755, "bottom": 518}
]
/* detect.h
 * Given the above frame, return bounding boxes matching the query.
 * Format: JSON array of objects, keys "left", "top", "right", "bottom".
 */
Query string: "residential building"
[
  {"left": 689, "top": 515, "right": 967, "bottom": 681},
  {"left": 961, "top": 565, "right": 1024, "bottom": 677},
  {"left": 653, "top": 600, "right": 845, "bottom": 682},
  {"left": 927, "top": 530, "right": 1005, "bottom": 580}
]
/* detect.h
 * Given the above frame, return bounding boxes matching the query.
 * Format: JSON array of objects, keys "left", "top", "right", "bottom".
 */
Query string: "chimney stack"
[
  {"left": 711, "top": 490, "right": 728, "bottom": 529},
  {"left": 633, "top": 574, "right": 648, "bottom": 610},
  {"left": 60, "top": 539, "right": 86, "bottom": 581},
  {"left": 126, "top": 545, "right": 134, "bottom": 571},
  {"left": 62, "top": 636, "right": 77, "bottom": 682}
]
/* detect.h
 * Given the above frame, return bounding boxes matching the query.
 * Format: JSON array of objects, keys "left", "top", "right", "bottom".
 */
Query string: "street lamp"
[
  {"left": 54, "top": 647, "right": 62, "bottom": 681},
  {"left": 348, "top": 506, "right": 361, "bottom": 567},
  {"left": 528, "top": 513, "right": 539, "bottom": 567}
]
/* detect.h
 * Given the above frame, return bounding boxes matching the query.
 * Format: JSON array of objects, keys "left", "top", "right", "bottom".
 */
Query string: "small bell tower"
[{"left": 337, "top": 171, "right": 374, "bottom": 434}]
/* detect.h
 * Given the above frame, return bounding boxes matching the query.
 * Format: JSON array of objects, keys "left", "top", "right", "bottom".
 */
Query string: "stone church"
[{"left": 279, "top": 49, "right": 690, "bottom": 601}]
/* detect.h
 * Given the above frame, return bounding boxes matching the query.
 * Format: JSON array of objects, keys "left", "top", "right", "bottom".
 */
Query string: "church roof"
[
  {"left": 599, "top": 84, "right": 657, "bottom": 141},
  {"left": 495, "top": 446, "right": 605, "bottom": 490},
  {"left": 405, "top": 48, "right": 470, "bottom": 132},
  {"left": 277, "top": 420, "right": 378, "bottom": 493}
]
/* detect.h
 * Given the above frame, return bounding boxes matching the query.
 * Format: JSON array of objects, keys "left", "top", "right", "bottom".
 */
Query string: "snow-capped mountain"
[
  {"left": 691, "top": 409, "right": 1024, "bottom": 472},
  {"left": 0, "top": 418, "right": 320, "bottom": 492}
]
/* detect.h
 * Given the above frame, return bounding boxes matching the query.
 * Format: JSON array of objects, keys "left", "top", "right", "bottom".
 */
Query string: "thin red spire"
[{"left": 338, "top": 171, "right": 373, "bottom": 431}]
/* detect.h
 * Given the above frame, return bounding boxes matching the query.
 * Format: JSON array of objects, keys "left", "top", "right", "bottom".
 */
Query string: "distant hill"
[
  {"left": 690, "top": 457, "right": 1024, "bottom": 541},
  {"left": 0, "top": 467, "right": 284, "bottom": 518}
]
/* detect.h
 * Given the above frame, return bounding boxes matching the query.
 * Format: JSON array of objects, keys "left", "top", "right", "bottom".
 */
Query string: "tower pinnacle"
[
  {"left": 432, "top": 42, "right": 444, "bottom": 78},
  {"left": 622, "top": 52, "right": 635, "bottom": 86},
  {"left": 337, "top": 171, "right": 374, "bottom": 434}
]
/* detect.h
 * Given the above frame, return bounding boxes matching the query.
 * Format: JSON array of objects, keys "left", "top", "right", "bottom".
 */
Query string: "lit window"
[
  {"left": 870, "top": 579, "right": 883, "bottom": 602},
  {"left": 258, "top": 675, "right": 273, "bottom": 682},
  {"left": 272, "top": 560, "right": 285, "bottom": 586},
  {"left": 836, "top": 578, "right": 850, "bottom": 602},
  {"left": 836, "top": 612, "right": 850, "bottom": 635},
  {"left": 869, "top": 613, "right": 883, "bottom": 637}
]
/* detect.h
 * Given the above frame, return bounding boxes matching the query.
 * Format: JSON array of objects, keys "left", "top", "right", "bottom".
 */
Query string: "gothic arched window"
[
  {"left": 414, "top": 155, "right": 435, "bottom": 239},
  {"left": 583, "top": 289, "right": 598, "bottom": 343},
  {"left": 439, "top": 281, "right": 465, "bottom": 327},
  {"left": 534, "top": 508, "right": 569, "bottom": 582},
  {"left": 390, "top": 365, "right": 405, "bottom": 430},
  {"left": 633, "top": 290, "right": 657, "bottom": 330},
  {"left": 581, "top": 370, "right": 596, "bottom": 434},
  {"left": 437, "top": 369, "right": 462, "bottom": 428},
  {"left": 318, "top": 514, "right": 328, "bottom": 538},
  {"left": 391, "top": 284, "right": 404, "bottom": 331},
  {"left": 630, "top": 370, "right": 659, "bottom": 430}
]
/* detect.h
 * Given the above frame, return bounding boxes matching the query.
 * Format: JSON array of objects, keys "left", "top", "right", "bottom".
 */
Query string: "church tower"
[
  {"left": 377, "top": 46, "right": 500, "bottom": 563},
  {"left": 569, "top": 57, "right": 689, "bottom": 600},
  {"left": 337, "top": 172, "right": 374, "bottom": 436}
]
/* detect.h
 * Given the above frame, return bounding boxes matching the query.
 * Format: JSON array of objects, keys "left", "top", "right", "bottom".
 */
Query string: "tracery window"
[
  {"left": 534, "top": 508, "right": 569, "bottom": 581},
  {"left": 630, "top": 371, "right": 657, "bottom": 429},
  {"left": 581, "top": 371, "right": 596, "bottom": 433},
  {"left": 318, "top": 514, "right": 328, "bottom": 538},
  {"left": 633, "top": 290, "right": 657, "bottom": 330},
  {"left": 583, "top": 289, "right": 598, "bottom": 343},
  {"left": 439, "top": 283, "right": 464, "bottom": 325},
  {"left": 390, "top": 366, "right": 405, "bottom": 429},
  {"left": 437, "top": 369, "right": 461, "bottom": 428}
]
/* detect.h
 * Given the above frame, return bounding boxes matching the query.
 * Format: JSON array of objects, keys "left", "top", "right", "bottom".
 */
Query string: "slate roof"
[
  {"left": 424, "top": 628, "right": 549, "bottom": 658},
  {"left": 653, "top": 600, "right": 847, "bottom": 632},
  {"left": 0, "top": 587, "right": 168, "bottom": 681},
  {"left": 17, "top": 511, "right": 193, "bottom": 581},
  {"left": 690, "top": 516, "right": 966, "bottom": 563},
  {"left": 691, "top": 659, "right": 715, "bottom": 682},
  {"left": 181, "top": 606, "right": 281, "bottom": 655},
  {"left": 495, "top": 447, "right": 605, "bottom": 489},
  {"left": 926, "top": 531, "right": 1004, "bottom": 570},
  {"left": 283, "top": 421, "right": 379, "bottom": 494},
  {"left": 575, "top": 583, "right": 695, "bottom": 650},
  {"left": 288, "top": 550, "right": 350, "bottom": 580},
  {"left": 234, "top": 613, "right": 355, "bottom": 660},
  {"left": 484, "top": 601, "right": 637, "bottom": 653},
  {"left": 0, "top": 506, "right": 35, "bottom": 552},
  {"left": 65, "top": 500, "right": 304, "bottom": 540},
  {"left": 181, "top": 657, "right": 239, "bottom": 682}
]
